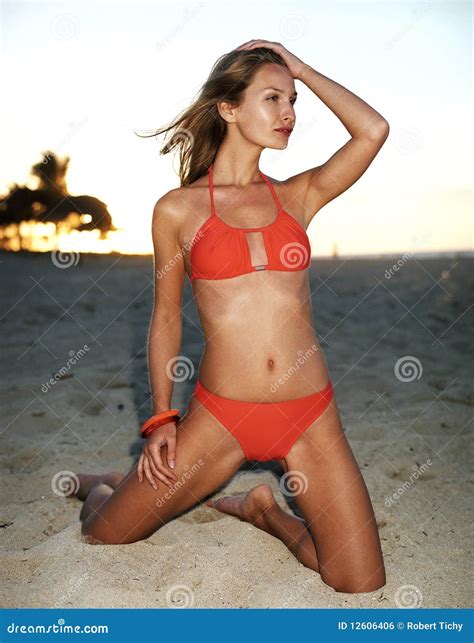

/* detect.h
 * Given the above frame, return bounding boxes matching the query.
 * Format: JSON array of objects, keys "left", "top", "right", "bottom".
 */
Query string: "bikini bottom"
[{"left": 193, "top": 378, "right": 334, "bottom": 462}]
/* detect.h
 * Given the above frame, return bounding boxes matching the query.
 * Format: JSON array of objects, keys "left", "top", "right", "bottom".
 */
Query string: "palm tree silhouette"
[{"left": 0, "top": 150, "right": 116, "bottom": 251}]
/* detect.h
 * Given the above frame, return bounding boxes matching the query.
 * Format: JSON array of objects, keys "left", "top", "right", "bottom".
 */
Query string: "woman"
[{"left": 76, "top": 40, "right": 389, "bottom": 594}]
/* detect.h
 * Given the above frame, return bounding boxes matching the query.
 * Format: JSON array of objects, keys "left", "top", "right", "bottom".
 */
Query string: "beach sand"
[{"left": 0, "top": 250, "right": 471, "bottom": 608}]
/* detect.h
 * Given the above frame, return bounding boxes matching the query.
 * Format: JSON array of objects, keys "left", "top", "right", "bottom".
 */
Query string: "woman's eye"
[{"left": 267, "top": 95, "right": 296, "bottom": 105}]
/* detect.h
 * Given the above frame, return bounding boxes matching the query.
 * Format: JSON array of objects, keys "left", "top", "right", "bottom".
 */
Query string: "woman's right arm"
[{"left": 138, "top": 190, "right": 186, "bottom": 490}]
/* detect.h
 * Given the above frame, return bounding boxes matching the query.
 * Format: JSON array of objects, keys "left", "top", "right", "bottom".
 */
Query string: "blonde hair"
[{"left": 137, "top": 47, "right": 288, "bottom": 186}]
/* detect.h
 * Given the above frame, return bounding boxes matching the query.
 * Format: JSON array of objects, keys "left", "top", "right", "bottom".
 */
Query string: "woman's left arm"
[
  {"left": 292, "top": 62, "right": 390, "bottom": 224},
  {"left": 234, "top": 40, "right": 390, "bottom": 225}
]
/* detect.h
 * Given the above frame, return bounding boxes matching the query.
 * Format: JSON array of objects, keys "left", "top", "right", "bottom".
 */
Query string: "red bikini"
[
  {"left": 194, "top": 378, "right": 334, "bottom": 462},
  {"left": 189, "top": 163, "right": 334, "bottom": 462},
  {"left": 189, "top": 163, "right": 312, "bottom": 282}
]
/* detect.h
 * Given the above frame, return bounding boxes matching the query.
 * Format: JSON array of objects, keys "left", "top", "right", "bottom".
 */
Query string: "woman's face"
[{"left": 226, "top": 63, "right": 297, "bottom": 149}]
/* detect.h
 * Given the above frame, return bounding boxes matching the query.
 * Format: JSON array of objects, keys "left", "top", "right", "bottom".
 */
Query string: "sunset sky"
[{"left": 1, "top": 0, "right": 472, "bottom": 256}]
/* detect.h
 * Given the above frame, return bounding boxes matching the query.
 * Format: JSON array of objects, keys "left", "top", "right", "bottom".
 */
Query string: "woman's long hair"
[{"left": 136, "top": 47, "right": 288, "bottom": 186}]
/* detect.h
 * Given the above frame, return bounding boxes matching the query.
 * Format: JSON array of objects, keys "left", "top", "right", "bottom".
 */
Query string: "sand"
[{"left": 0, "top": 250, "right": 472, "bottom": 608}]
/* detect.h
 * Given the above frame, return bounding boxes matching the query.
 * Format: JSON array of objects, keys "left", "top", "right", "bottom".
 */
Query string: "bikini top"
[{"left": 189, "top": 163, "right": 311, "bottom": 283}]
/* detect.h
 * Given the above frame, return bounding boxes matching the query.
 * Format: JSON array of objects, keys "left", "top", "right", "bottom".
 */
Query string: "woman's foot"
[
  {"left": 206, "top": 483, "right": 279, "bottom": 534},
  {"left": 74, "top": 471, "right": 124, "bottom": 501}
]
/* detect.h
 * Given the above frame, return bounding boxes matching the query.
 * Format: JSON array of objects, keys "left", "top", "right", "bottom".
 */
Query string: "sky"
[{"left": 0, "top": 0, "right": 472, "bottom": 256}]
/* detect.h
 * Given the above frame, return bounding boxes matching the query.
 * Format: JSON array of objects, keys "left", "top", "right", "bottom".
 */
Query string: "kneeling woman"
[{"left": 75, "top": 40, "right": 389, "bottom": 595}]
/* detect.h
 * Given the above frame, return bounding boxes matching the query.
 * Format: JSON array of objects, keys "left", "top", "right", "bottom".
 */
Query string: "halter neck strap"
[
  {"left": 208, "top": 163, "right": 282, "bottom": 217},
  {"left": 258, "top": 169, "right": 283, "bottom": 212}
]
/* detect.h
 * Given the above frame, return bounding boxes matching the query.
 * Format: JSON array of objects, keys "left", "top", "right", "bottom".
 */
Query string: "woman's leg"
[
  {"left": 77, "top": 395, "right": 246, "bottom": 545},
  {"left": 284, "top": 399, "right": 386, "bottom": 593},
  {"left": 206, "top": 478, "right": 320, "bottom": 572},
  {"left": 208, "top": 401, "right": 386, "bottom": 593},
  {"left": 76, "top": 472, "right": 125, "bottom": 522},
  {"left": 75, "top": 472, "right": 125, "bottom": 501}
]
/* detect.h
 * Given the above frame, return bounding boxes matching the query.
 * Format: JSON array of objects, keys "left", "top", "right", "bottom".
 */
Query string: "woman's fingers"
[
  {"left": 137, "top": 452, "right": 144, "bottom": 483},
  {"left": 234, "top": 39, "right": 259, "bottom": 50},
  {"left": 142, "top": 456, "right": 157, "bottom": 490},
  {"left": 149, "top": 446, "right": 178, "bottom": 487},
  {"left": 137, "top": 428, "right": 179, "bottom": 490},
  {"left": 166, "top": 433, "right": 177, "bottom": 470},
  {"left": 146, "top": 453, "right": 174, "bottom": 489},
  {"left": 143, "top": 455, "right": 173, "bottom": 490}
]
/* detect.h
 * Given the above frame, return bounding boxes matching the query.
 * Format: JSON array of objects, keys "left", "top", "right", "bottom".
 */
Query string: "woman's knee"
[
  {"left": 321, "top": 565, "right": 386, "bottom": 594},
  {"left": 80, "top": 529, "right": 108, "bottom": 546},
  {"left": 81, "top": 517, "right": 107, "bottom": 545},
  {"left": 80, "top": 516, "right": 141, "bottom": 546}
]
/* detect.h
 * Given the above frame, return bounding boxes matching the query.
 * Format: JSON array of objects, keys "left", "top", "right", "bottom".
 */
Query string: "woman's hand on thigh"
[{"left": 137, "top": 422, "right": 179, "bottom": 490}]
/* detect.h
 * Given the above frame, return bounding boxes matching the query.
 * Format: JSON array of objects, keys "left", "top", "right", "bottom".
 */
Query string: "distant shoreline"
[
  {"left": 1, "top": 249, "right": 473, "bottom": 260},
  {"left": 314, "top": 250, "right": 474, "bottom": 260}
]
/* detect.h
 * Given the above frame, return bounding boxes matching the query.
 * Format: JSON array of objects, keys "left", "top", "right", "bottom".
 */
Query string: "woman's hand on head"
[
  {"left": 137, "top": 421, "right": 179, "bottom": 490},
  {"left": 233, "top": 40, "right": 308, "bottom": 80}
]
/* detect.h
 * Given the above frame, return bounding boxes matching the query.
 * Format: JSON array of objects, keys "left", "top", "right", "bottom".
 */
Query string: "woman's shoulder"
[{"left": 153, "top": 180, "right": 206, "bottom": 227}]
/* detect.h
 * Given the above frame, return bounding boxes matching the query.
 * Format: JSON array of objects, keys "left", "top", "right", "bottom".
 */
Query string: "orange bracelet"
[
  {"left": 141, "top": 409, "right": 181, "bottom": 438},
  {"left": 141, "top": 415, "right": 180, "bottom": 438}
]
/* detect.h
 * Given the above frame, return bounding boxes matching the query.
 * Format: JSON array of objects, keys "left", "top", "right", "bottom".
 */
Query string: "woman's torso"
[{"left": 177, "top": 166, "right": 331, "bottom": 401}]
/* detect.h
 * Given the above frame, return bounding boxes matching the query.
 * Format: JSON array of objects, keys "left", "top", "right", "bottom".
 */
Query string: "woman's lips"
[{"left": 274, "top": 128, "right": 292, "bottom": 137}]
